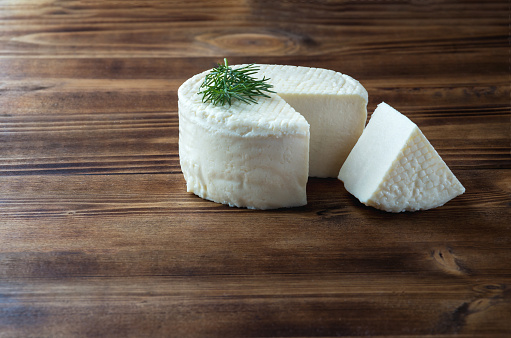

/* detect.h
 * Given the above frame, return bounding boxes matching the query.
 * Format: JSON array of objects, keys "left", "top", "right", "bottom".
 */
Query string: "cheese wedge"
[
  {"left": 338, "top": 102, "right": 465, "bottom": 212},
  {"left": 178, "top": 64, "right": 368, "bottom": 209}
]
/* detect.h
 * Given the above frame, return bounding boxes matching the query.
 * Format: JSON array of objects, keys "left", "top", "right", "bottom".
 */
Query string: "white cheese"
[
  {"left": 178, "top": 64, "right": 368, "bottom": 209},
  {"left": 338, "top": 102, "right": 465, "bottom": 212},
  {"left": 254, "top": 65, "right": 368, "bottom": 178}
]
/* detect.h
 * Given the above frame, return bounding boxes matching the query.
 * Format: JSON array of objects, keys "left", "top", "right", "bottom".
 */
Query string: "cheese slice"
[
  {"left": 178, "top": 64, "right": 367, "bottom": 209},
  {"left": 338, "top": 102, "right": 465, "bottom": 212}
]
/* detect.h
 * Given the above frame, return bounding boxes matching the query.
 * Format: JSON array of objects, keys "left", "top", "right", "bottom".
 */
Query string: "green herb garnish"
[{"left": 198, "top": 58, "right": 275, "bottom": 106}]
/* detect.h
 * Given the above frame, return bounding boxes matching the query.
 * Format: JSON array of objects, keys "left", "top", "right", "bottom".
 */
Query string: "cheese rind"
[
  {"left": 178, "top": 69, "right": 309, "bottom": 210},
  {"left": 179, "top": 102, "right": 309, "bottom": 209},
  {"left": 338, "top": 102, "right": 465, "bottom": 212},
  {"left": 178, "top": 70, "right": 309, "bottom": 138},
  {"left": 178, "top": 64, "right": 368, "bottom": 209}
]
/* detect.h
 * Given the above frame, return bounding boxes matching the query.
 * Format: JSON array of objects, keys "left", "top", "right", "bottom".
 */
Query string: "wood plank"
[
  {"left": 0, "top": 1, "right": 507, "bottom": 58},
  {"left": 1, "top": 173, "right": 509, "bottom": 269},
  {"left": 0, "top": 275, "right": 508, "bottom": 337}
]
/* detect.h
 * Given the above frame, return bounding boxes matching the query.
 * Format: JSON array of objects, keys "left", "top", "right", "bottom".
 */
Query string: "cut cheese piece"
[
  {"left": 254, "top": 65, "right": 368, "bottom": 178},
  {"left": 178, "top": 64, "right": 368, "bottom": 209},
  {"left": 338, "top": 102, "right": 465, "bottom": 212}
]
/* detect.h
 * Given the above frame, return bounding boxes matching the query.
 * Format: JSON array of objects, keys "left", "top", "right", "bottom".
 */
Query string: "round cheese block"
[{"left": 178, "top": 64, "right": 368, "bottom": 209}]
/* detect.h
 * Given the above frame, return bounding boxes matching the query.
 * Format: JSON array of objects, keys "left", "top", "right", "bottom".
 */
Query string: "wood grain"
[{"left": 0, "top": 0, "right": 510, "bottom": 337}]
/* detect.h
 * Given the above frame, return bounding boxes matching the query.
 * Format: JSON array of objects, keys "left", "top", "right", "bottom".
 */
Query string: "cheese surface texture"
[
  {"left": 178, "top": 64, "right": 368, "bottom": 209},
  {"left": 338, "top": 102, "right": 465, "bottom": 212}
]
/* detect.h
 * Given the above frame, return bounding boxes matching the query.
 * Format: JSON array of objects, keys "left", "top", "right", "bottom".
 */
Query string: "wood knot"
[
  {"left": 431, "top": 246, "right": 472, "bottom": 276},
  {"left": 434, "top": 284, "right": 508, "bottom": 334},
  {"left": 472, "top": 283, "right": 508, "bottom": 297}
]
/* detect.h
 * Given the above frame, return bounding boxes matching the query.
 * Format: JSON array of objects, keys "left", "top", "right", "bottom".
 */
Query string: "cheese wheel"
[
  {"left": 178, "top": 64, "right": 368, "bottom": 209},
  {"left": 338, "top": 102, "right": 465, "bottom": 212}
]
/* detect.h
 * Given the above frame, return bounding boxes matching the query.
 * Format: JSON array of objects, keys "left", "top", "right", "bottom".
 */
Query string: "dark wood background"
[{"left": 1, "top": 1, "right": 509, "bottom": 337}]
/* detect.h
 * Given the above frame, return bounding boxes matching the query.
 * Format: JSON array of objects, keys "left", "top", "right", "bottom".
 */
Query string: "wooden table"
[{"left": 1, "top": 1, "right": 509, "bottom": 337}]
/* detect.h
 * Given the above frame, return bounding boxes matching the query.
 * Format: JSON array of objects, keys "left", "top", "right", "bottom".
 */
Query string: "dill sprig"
[{"left": 198, "top": 58, "right": 275, "bottom": 106}]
